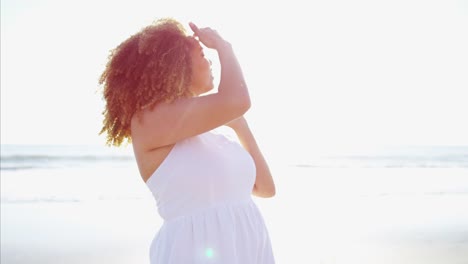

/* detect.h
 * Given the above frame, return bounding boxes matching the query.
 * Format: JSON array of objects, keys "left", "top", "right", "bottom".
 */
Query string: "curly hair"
[{"left": 99, "top": 18, "right": 196, "bottom": 146}]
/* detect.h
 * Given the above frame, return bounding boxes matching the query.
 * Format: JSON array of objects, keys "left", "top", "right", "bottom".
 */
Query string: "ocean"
[
  {"left": 1, "top": 144, "right": 468, "bottom": 203},
  {"left": 3, "top": 144, "right": 468, "bottom": 171}
]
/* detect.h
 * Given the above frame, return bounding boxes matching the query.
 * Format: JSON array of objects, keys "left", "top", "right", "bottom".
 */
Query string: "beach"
[
  {"left": 263, "top": 166, "right": 468, "bottom": 264},
  {"left": 2, "top": 146, "right": 468, "bottom": 264},
  {"left": 3, "top": 0, "right": 468, "bottom": 261}
]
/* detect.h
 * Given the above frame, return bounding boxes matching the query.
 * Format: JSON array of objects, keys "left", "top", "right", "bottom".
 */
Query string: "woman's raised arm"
[{"left": 131, "top": 22, "right": 251, "bottom": 151}]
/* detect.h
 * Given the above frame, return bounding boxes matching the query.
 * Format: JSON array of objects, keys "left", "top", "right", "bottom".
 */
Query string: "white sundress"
[{"left": 145, "top": 129, "right": 275, "bottom": 263}]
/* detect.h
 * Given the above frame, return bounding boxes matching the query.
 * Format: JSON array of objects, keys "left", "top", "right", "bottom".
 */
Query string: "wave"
[
  {"left": 1, "top": 165, "right": 39, "bottom": 171},
  {"left": 0, "top": 195, "right": 146, "bottom": 204},
  {"left": 1, "top": 154, "right": 135, "bottom": 171},
  {"left": 293, "top": 163, "right": 468, "bottom": 169},
  {"left": 292, "top": 155, "right": 468, "bottom": 168},
  {"left": 1, "top": 154, "right": 134, "bottom": 162},
  {"left": 3, "top": 191, "right": 467, "bottom": 204}
]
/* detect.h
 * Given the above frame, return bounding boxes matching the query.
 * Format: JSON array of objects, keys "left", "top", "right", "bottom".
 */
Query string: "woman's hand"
[{"left": 189, "top": 22, "right": 227, "bottom": 50}]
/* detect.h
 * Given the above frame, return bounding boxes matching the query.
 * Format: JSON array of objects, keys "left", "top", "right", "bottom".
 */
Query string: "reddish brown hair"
[{"left": 99, "top": 18, "right": 196, "bottom": 146}]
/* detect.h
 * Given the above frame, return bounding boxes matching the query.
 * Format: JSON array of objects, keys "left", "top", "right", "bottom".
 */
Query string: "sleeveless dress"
[{"left": 145, "top": 129, "right": 275, "bottom": 263}]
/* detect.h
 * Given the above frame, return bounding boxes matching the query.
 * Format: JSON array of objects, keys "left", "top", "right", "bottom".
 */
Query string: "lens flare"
[{"left": 205, "top": 248, "right": 214, "bottom": 258}]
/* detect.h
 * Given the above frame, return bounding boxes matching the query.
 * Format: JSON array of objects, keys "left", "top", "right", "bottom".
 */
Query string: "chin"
[
  {"left": 192, "top": 81, "right": 215, "bottom": 96},
  {"left": 208, "top": 83, "right": 215, "bottom": 91},
  {"left": 202, "top": 83, "right": 214, "bottom": 94}
]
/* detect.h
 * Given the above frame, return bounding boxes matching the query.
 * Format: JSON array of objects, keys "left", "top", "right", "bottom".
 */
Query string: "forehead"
[{"left": 187, "top": 36, "right": 203, "bottom": 51}]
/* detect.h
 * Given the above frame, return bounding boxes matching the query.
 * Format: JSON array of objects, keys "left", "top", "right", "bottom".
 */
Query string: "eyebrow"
[{"left": 188, "top": 38, "right": 202, "bottom": 50}]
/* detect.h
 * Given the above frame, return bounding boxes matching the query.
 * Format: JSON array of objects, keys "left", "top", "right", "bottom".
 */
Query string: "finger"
[{"left": 189, "top": 22, "right": 200, "bottom": 36}]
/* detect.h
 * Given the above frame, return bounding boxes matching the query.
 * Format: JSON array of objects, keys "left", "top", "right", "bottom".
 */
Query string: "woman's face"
[{"left": 189, "top": 41, "right": 214, "bottom": 96}]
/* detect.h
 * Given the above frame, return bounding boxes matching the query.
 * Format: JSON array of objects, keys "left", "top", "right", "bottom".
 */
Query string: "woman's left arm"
[{"left": 226, "top": 117, "right": 276, "bottom": 198}]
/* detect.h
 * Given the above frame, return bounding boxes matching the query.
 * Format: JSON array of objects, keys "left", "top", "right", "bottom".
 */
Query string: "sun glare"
[{"left": 1, "top": 0, "right": 467, "bottom": 147}]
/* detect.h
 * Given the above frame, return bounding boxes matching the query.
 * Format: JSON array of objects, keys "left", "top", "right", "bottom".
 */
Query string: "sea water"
[{"left": 1, "top": 144, "right": 467, "bottom": 202}]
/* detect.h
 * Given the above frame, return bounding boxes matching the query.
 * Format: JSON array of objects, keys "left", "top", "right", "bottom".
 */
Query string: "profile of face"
[{"left": 189, "top": 40, "right": 214, "bottom": 96}]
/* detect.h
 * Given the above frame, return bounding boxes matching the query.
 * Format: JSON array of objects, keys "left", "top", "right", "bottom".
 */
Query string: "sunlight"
[
  {"left": 1, "top": 0, "right": 467, "bottom": 147},
  {"left": 2, "top": 3, "right": 468, "bottom": 264}
]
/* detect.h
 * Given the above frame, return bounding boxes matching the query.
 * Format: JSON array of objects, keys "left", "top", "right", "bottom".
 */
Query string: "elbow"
[
  {"left": 253, "top": 185, "right": 276, "bottom": 198},
  {"left": 266, "top": 186, "right": 276, "bottom": 198},
  {"left": 262, "top": 190, "right": 276, "bottom": 198},
  {"left": 220, "top": 86, "right": 251, "bottom": 115},
  {"left": 225, "top": 91, "right": 251, "bottom": 117},
  {"left": 241, "top": 95, "right": 251, "bottom": 114},
  {"left": 234, "top": 88, "right": 251, "bottom": 114}
]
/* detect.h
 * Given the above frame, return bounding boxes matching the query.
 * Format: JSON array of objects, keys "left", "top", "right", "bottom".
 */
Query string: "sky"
[{"left": 1, "top": 0, "right": 467, "bottom": 155}]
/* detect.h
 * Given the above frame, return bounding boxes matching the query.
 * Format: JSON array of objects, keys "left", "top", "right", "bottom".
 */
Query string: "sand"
[{"left": 2, "top": 167, "right": 468, "bottom": 264}]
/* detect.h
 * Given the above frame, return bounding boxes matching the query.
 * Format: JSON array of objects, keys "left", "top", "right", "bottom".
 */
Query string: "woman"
[{"left": 99, "top": 17, "right": 276, "bottom": 263}]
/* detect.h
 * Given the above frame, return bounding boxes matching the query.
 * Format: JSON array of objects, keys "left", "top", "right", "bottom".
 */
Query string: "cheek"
[
  {"left": 200, "top": 57, "right": 210, "bottom": 70},
  {"left": 197, "top": 63, "right": 210, "bottom": 79},
  {"left": 191, "top": 59, "right": 212, "bottom": 86},
  {"left": 191, "top": 69, "right": 206, "bottom": 87}
]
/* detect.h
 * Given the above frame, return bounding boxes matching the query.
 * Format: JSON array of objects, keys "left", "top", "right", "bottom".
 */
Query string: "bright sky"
[{"left": 2, "top": 0, "right": 467, "bottom": 156}]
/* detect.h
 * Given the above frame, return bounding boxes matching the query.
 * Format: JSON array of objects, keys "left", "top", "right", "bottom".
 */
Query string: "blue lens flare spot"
[{"left": 205, "top": 248, "right": 214, "bottom": 258}]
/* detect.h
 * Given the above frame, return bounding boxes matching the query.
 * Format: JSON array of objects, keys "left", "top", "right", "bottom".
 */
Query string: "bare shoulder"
[
  {"left": 131, "top": 105, "right": 177, "bottom": 181},
  {"left": 131, "top": 94, "right": 249, "bottom": 151},
  {"left": 133, "top": 143, "right": 175, "bottom": 182},
  {"left": 130, "top": 99, "right": 187, "bottom": 150}
]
